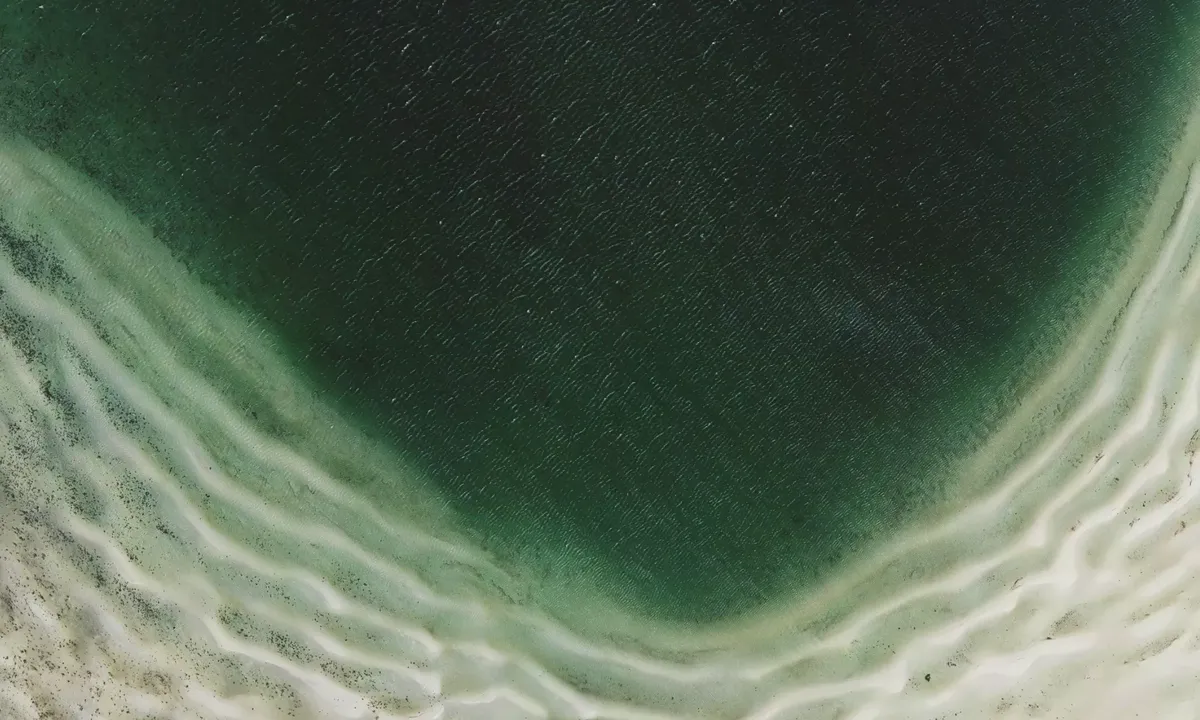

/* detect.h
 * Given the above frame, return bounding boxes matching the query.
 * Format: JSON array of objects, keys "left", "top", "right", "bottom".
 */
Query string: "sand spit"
[{"left": 1, "top": 99, "right": 1200, "bottom": 719}]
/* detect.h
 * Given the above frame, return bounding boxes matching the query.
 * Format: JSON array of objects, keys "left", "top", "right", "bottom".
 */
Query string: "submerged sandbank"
[{"left": 0, "top": 91, "right": 1200, "bottom": 718}]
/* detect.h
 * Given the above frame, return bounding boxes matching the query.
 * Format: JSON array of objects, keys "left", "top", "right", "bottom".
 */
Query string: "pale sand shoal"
[{"left": 0, "top": 98, "right": 1199, "bottom": 719}]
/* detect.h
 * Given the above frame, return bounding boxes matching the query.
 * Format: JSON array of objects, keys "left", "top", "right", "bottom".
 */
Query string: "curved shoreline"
[{"left": 0, "top": 91, "right": 1199, "bottom": 717}]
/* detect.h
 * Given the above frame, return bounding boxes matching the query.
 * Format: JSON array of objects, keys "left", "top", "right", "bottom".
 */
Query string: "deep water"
[{"left": 1, "top": 1, "right": 1197, "bottom": 624}]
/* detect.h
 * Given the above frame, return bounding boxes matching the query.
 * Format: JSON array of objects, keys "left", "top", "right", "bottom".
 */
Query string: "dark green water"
[{"left": 2, "top": 1, "right": 1196, "bottom": 624}]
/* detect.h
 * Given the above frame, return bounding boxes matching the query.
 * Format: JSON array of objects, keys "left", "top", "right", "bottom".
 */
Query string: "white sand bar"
[{"left": 1, "top": 98, "right": 1200, "bottom": 719}]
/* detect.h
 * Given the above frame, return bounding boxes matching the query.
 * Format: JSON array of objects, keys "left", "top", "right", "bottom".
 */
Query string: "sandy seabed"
[{"left": 1, "top": 97, "right": 1200, "bottom": 720}]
